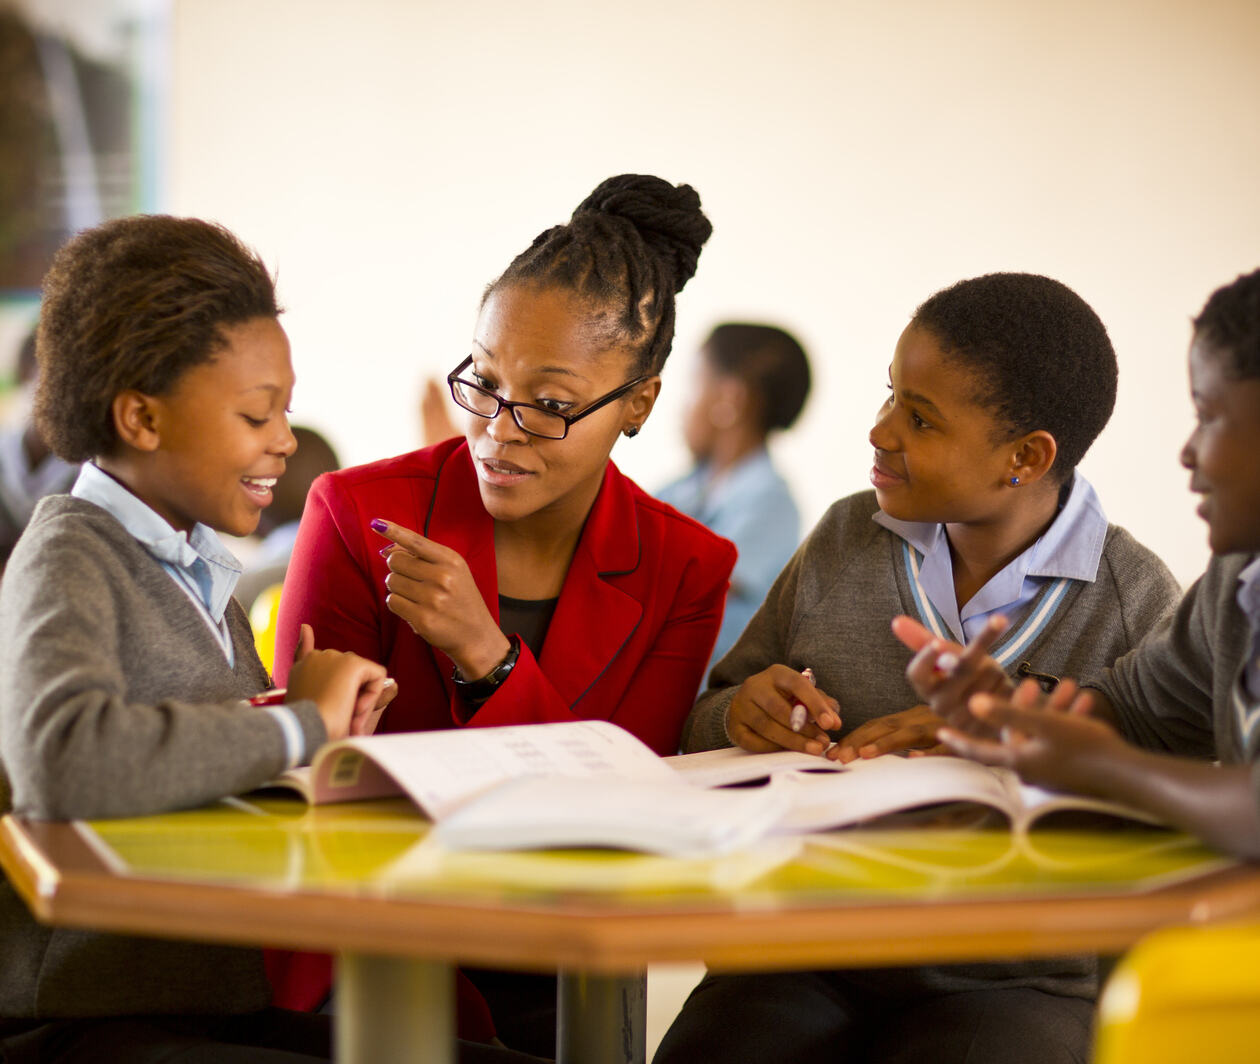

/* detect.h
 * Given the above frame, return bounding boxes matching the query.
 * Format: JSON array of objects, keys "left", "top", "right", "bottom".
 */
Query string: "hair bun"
[{"left": 574, "top": 174, "right": 712, "bottom": 293}]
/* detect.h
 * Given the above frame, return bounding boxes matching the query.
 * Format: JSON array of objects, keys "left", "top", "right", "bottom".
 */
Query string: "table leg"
[
  {"left": 556, "top": 970, "right": 646, "bottom": 1064},
  {"left": 336, "top": 952, "right": 453, "bottom": 1064}
]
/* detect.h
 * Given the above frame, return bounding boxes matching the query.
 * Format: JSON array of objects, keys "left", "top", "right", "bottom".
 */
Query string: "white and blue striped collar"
[{"left": 877, "top": 473, "right": 1107, "bottom": 649}]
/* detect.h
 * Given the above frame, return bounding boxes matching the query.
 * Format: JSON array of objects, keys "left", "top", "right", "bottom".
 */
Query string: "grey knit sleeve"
[
  {"left": 0, "top": 513, "right": 324, "bottom": 819},
  {"left": 1096, "top": 561, "right": 1224, "bottom": 758}
]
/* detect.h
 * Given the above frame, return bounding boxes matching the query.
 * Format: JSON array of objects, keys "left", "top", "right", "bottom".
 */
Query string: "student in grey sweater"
[
  {"left": 912, "top": 267, "right": 1260, "bottom": 862},
  {"left": 657, "top": 274, "right": 1180, "bottom": 1064},
  {"left": 0, "top": 216, "right": 539, "bottom": 1064}
]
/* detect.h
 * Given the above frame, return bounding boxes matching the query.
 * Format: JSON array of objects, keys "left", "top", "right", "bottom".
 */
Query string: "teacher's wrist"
[
  {"left": 452, "top": 633, "right": 520, "bottom": 705},
  {"left": 450, "top": 633, "right": 514, "bottom": 686}
]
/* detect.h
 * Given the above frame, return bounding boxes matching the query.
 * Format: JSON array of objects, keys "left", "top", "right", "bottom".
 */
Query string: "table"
[{"left": 4, "top": 797, "right": 1260, "bottom": 1064}]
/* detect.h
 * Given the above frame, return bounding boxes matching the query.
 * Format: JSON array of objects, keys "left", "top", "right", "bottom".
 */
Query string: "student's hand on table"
[
  {"left": 288, "top": 624, "right": 392, "bottom": 741},
  {"left": 371, "top": 518, "right": 512, "bottom": 682},
  {"left": 725, "top": 665, "right": 841, "bottom": 756},
  {"left": 936, "top": 677, "right": 1128, "bottom": 794},
  {"left": 832, "top": 704, "right": 946, "bottom": 763},
  {"left": 350, "top": 674, "right": 397, "bottom": 736},
  {"left": 892, "top": 615, "right": 1014, "bottom": 734}
]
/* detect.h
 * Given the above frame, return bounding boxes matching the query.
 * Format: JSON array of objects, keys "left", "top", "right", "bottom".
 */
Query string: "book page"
[
  {"left": 770, "top": 754, "right": 1021, "bottom": 833},
  {"left": 309, "top": 719, "right": 675, "bottom": 820},
  {"left": 431, "top": 773, "right": 792, "bottom": 856},
  {"left": 666, "top": 747, "right": 850, "bottom": 788},
  {"left": 1014, "top": 781, "right": 1165, "bottom": 832}
]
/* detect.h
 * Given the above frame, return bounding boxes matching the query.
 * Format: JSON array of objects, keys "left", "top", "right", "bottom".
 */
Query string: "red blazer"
[
  {"left": 275, "top": 438, "right": 736, "bottom": 754},
  {"left": 269, "top": 440, "right": 734, "bottom": 1037}
]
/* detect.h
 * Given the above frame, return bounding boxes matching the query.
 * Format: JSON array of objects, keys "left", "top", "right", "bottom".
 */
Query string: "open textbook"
[{"left": 261, "top": 720, "right": 1164, "bottom": 856}]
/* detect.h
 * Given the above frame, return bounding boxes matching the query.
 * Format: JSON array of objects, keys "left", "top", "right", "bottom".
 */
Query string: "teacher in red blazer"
[{"left": 272, "top": 174, "right": 735, "bottom": 1055}]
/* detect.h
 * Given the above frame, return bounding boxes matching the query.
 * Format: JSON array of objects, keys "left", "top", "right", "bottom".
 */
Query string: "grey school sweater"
[
  {"left": 683, "top": 490, "right": 1181, "bottom": 999},
  {"left": 0, "top": 495, "right": 325, "bottom": 1021},
  {"left": 685, "top": 491, "right": 1181, "bottom": 753}
]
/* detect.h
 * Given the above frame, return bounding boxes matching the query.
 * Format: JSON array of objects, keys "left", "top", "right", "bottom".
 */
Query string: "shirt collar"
[
  {"left": 71, "top": 463, "right": 241, "bottom": 620},
  {"left": 1236, "top": 555, "right": 1260, "bottom": 630},
  {"left": 874, "top": 473, "right": 1107, "bottom": 579},
  {"left": 873, "top": 473, "right": 1108, "bottom": 630}
]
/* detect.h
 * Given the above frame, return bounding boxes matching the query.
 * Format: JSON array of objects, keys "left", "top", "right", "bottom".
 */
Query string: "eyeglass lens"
[{"left": 450, "top": 379, "right": 568, "bottom": 438}]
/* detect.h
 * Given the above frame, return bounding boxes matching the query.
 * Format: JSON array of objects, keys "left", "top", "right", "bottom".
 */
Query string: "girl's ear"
[
  {"left": 622, "top": 376, "right": 662, "bottom": 436},
  {"left": 1009, "top": 430, "right": 1058, "bottom": 486},
  {"left": 111, "top": 390, "right": 163, "bottom": 453}
]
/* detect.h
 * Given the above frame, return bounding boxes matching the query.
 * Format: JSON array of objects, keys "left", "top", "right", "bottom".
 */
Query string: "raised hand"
[
  {"left": 892, "top": 614, "right": 1013, "bottom": 733},
  {"left": 370, "top": 518, "right": 511, "bottom": 681},
  {"left": 936, "top": 678, "right": 1125, "bottom": 795}
]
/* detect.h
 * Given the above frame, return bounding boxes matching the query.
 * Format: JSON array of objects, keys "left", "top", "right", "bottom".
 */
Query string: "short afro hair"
[
  {"left": 912, "top": 273, "right": 1116, "bottom": 481},
  {"left": 704, "top": 323, "right": 811, "bottom": 433},
  {"left": 35, "top": 215, "right": 279, "bottom": 462},
  {"left": 1193, "top": 267, "right": 1260, "bottom": 380}
]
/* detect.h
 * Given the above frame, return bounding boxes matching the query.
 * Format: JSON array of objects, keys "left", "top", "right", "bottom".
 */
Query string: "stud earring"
[
  {"left": 624, "top": 425, "right": 640, "bottom": 439},
  {"left": 1010, "top": 476, "right": 1020, "bottom": 486}
]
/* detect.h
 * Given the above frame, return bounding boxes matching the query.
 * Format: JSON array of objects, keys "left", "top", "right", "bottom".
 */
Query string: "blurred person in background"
[
  {"left": 657, "top": 323, "right": 810, "bottom": 670},
  {"left": 0, "top": 329, "right": 78, "bottom": 573}
]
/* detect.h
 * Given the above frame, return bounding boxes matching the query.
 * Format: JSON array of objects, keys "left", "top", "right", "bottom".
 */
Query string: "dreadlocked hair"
[{"left": 489, "top": 174, "right": 712, "bottom": 374}]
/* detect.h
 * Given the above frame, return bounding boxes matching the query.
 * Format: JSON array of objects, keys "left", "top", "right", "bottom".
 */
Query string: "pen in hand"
[{"left": 789, "top": 667, "right": 817, "bottom": 732}]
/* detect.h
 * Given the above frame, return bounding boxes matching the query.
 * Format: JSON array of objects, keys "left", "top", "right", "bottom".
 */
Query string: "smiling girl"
[
  {"left": 271, "top": 174, "right": 734, "bottom": 1052},
  {"left": 659, "top": 273, "right": 1181, "bottom": 1064},
  {"left": 0, "top": 216, "right": 521, "bottom": 1064}
]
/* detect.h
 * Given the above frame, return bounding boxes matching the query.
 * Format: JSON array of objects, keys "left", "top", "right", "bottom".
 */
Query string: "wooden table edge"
[{"left": 6, "top": 815, "right": 1260, "bottom": 974}]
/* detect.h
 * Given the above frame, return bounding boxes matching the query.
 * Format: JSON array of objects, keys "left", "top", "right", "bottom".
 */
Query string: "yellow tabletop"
[{"left": 5, "top": 796, "right": 1254, "bottom": 974}]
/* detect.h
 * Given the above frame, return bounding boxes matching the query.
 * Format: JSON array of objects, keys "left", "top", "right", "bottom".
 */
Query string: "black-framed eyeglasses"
[{"left": 446, "top": 355, "right": 651, "bottom": 441}]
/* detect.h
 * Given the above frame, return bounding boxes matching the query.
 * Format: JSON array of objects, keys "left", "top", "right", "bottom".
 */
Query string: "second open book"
[{"left": 265, "top": 719, "right": 1161, "bottom": 856}]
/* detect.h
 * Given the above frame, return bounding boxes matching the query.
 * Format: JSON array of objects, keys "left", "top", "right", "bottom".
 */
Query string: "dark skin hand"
[
  {"left": 893, "top": 614, "right": 1017, "bottom": 733},
  {"left": 725, "top": 665, "right": 842, "bottom": 756},
  {"left": 372, "top": 519, "right": 512, "bottom": 682},
  {"left": 941, "top": 680, "right": 1260, "bottom": 860},
  {"left": 833, "top": 704, "right": 948, "bottom": 762}
]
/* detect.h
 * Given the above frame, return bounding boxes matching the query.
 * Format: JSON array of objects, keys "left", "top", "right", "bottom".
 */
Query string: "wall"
[{"left": 170, "top": 0, "right": 1260, "bottom": 585}]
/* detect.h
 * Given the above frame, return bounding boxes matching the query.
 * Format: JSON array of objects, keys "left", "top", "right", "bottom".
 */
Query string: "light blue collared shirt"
[
  {"left": 657, "top": 448, "right": 802, "bottom": 667},
  {"left": 1235, "top": 555, "right": 1260, "bottom": 703},
  {"left": 73, "top": 463, "right": 242, "bottom": 663},
  {"left": 873, "top": 474, "right": 1109, "bottom": 643},
  {"left": 70, "top": 463, "right": 307, "bottom": 769}
]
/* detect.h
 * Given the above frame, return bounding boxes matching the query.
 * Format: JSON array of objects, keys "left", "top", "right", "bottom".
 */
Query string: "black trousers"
[
  {"left": 653, "top": 970, "right": 1094, "bottom": 1064},
  {"left": 0, "top": 1008, "right": 547, "bottom": 1064}
]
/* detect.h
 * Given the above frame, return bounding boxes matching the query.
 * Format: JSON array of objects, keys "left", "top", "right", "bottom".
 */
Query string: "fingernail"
[
  {"left": 805, "top": 739, "right": 824, "bottom": 754},
  {"left": 934, "top": 652, "right": 959, "bottom": 676},
  {"left": 370, "top": 518, "right": 388, "bottom": 533},
  {"left": 378, "top": 545, "right": 394, "bottom": 558}
]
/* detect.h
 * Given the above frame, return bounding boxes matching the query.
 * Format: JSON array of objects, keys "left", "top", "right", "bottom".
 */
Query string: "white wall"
[{"left": 170, "top": 0, "right": 1260, "bottom": 586}]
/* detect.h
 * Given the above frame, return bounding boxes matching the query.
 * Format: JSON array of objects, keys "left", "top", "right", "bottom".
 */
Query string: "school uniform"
[
  {"left": 1099, "top": 551, "right": 1260, "bottom": 779},
  {"left": 663, "top": 478, "right": 1181, "bottom": 1064},
  {"left": 0, "top": 467, "right": 544, "bottom": 1064}
]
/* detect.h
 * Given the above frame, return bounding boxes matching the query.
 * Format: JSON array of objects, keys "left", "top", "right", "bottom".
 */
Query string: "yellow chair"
[
  {"left": 249, "top": 581, "right": 285, "bottom": 677},
  {"left": 1094, "top": 920, "right": 1260, "bottom": 1063}
]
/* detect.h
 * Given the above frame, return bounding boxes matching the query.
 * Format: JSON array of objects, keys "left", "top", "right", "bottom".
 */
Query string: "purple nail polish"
[{"left": 370, "top": 518, "right": 388, "bottom": 533}]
